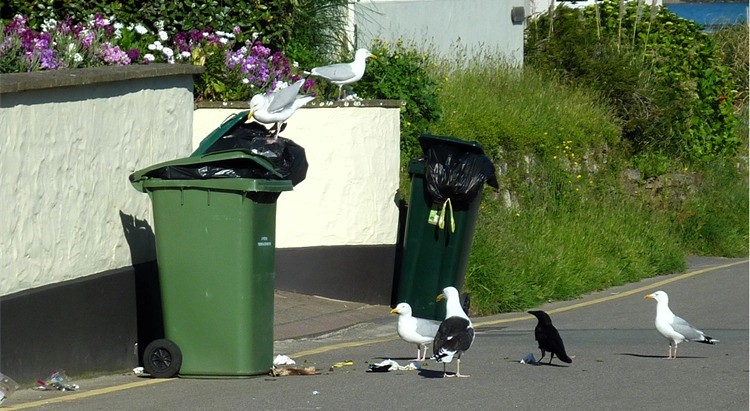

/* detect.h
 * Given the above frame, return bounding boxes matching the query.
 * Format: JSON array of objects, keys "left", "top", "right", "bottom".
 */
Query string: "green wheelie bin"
[
  {"left": 130, "top": 150, "right": 292, "bottom": 378},
  {"left": 396, "top": 135, "right": 497, "bottom": 320}
]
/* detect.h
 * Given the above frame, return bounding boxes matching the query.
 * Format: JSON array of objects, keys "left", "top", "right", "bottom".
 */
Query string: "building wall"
[
  {"left": 1, "top": 68, "right": 195, "bottom": 297},
  {"left": 351, "top": 0, "right": 526, "bottom": 65},
  {"left": 0, "top": 65, "right": 199, "bottom": 384}
]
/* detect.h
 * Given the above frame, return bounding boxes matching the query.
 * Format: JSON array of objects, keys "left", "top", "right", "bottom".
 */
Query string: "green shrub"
[
  {"left": 671, "top": 160, "right": 749, "bottom": 257},
  {"left": 355, "top": 38, "right": 442, "bottom": 164},
  {"left": 525, "top": 0, "right": 740, "bottom": 162}
]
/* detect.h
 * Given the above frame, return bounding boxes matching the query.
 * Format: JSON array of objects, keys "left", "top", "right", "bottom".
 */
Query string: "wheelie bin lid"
[
  {"left": 129, "top": 150, "right": 293, "bottom": 193},
  {"left": 191, "top": 111, "right": 251, "bottom": 157},
  {"left": 418, "top": 134, "right": 487, "bottom": 156}
]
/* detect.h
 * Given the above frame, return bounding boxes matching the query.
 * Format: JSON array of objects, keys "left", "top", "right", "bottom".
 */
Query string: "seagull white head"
[
  {"left": 390, "top": 302, "right": 413, "bottom": 316},
  {"left": 644, "top": 290, "right": 668, "bottom": 304}
]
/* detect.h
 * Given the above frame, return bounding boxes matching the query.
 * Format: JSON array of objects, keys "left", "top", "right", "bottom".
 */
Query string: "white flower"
[
  {"left": 180, "top": 51, "right": 191, "bottom": 59},
  {"left": 225, "top": 33, "right": 235, "bottom": 39},
  {"left": 134, "top": 24, "right": 148, "bottom": 35},
  {"left": 162, "top": 48, "right": 174, "bottom": 58},
  {"left": 147, "top": 43, "right": 156, "bottom": 51},
  {"left": 68, "top": 43, "right": 76, "bottom": 52},
  {"left": 144, "top": 53, "right": 155, "bottom": 62},
  {"left": 242, "top": 78, "right": 250, "bottom": 84},
  {"left": 216, "top": 30, "right": 226, "bottom": 37},
  {"left": 252, "top": 32, "right": 259, "bottom": 40},
  {"left": 293, "top": 61, "right": 299, "bottom": 68},
  {"left": 73, "top": 53, "right": 83, "bottom": 63},
  {"left": 158, "top": 31, "right": 168, "bottom": 41},
  {"left": 155, "top": 20, "right": 164, "bottom": 31},
  {"left": 41, "top": 18, "right": 57, "bottom": 32},
  {"left": 114, "top": 22, "right": 123, "bottom": 30},
  {"left": 219, "top": 37, "right": 228, "bottom": 44}
]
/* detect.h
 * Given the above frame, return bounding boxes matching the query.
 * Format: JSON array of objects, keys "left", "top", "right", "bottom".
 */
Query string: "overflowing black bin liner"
[
  {"left": 419, "top": 134, "right": 498, "bottom": 207},
  {"left": 203, "top": 122, "right": 308, "bottom": 187},
  {"left": 145, "top": 119, "right": 308, "bottom": 186}
]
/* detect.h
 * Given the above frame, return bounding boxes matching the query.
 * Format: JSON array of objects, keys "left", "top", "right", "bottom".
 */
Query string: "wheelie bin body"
[
  {"left": 396, "top": 135, "right": 497, "bottom": 321},
  {"left": 131, "top": 151, "right": 292, "bottom": 377}
]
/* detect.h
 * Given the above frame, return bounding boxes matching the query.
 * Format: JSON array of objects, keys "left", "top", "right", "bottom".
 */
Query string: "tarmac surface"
[{"left": 3, "top": 256, "right": 748, "bottom": 410}]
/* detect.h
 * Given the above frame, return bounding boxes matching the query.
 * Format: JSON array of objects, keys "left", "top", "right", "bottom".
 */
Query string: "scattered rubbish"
[
  {"left": 273, "top": 355, "right": 296, "bottom": 366},
  {"left": 330, "top": 360, "right": 354, "bottom": 370},
  {"left": 133, "top": 367, "right": 145, "bottom": 376},
  {"left": 520, "top": 353, "right": 538, "bottom": 365},
  {"left": 270, "top": 366, "right": 319, "bottom": 376},
  {"left": 1, "top": 372, "right": 20, "bottom": 405},
  {"left": 35, "top": 370, "right": 80, "bottom": 391},
  {"left": 312, "top": 390, "right": 319, "bottom": 395},
  {"left": 367, "top": 359, "right": 420, "bottom": 372}
]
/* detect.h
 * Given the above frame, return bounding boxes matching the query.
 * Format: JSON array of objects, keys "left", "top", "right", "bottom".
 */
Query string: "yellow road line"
[
  {"left": 5, "top": 378, "right": 175, "bottom": 410},
  {"left": 291, "top": 336, "right": 400, "bottom": 358},
  {"left": 474, "top": 259, "right": 748, "bottom": 327},
  {"left": 293, "top": 259, "right": 748, "bottom": 356}
]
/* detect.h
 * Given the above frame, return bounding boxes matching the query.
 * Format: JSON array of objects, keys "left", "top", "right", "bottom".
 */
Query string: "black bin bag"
[
  {"left": 419, "top": 134, "right": 498, "bottom": 208},
  {"left": 203, "top": 121, "right": 308, "bottom": 186}
]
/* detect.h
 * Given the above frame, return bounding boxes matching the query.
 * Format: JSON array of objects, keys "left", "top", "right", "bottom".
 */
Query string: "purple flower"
[
  {"left": 38, "top": 48, "right": 59, "bottom": 69},
  {"left": 100, "top": 42, "right": 131, "bottom": 65}
]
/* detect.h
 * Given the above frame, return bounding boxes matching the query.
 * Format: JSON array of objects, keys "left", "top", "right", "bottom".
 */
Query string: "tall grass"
[
  {"left": 465, "top": 162, "right": 685, "bottom": 315},
  {"left": 430, "top": 55, "right": 621, "bottom": 157}
]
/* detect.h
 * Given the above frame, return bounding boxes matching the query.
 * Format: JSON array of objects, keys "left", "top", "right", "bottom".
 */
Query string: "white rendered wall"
[
  {"left": 192, "top": 105, "right": 401, "bottom": 249},
  {"left": 1, "top": 77, "right": 194, "bottom": 296},
  {"left": 352, "top": 0, "right": 526, "bottom": 65}
]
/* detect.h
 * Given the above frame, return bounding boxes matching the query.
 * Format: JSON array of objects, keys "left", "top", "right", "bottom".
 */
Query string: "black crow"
[{"left": 528, "top": 310, "right": 572, "bottom": 364}]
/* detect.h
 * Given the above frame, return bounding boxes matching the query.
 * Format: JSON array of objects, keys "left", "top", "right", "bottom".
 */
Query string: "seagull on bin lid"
[
  {"left": 249, "top": 79, "right": 314, "bottom": 138},
  {"left": 305, "top": 48, "right": 376, "bottom": 100}
]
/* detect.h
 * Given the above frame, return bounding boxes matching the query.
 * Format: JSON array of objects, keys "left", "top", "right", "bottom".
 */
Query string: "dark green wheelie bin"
[
  {"left": 396, "top": 135, "right": 497, "bottom": 320},
  {"left": 130, "top": 150, "right": 292, "bottom": 378}
]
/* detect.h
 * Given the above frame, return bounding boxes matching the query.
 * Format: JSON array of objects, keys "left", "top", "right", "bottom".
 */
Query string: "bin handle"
[{"left": 438, "top": 198, "right": 455, "bottom": 233}]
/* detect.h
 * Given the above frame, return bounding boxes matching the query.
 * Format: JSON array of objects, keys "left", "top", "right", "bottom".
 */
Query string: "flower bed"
[{"left": 0, "top": 14, "right": 312, "bottom": 101}]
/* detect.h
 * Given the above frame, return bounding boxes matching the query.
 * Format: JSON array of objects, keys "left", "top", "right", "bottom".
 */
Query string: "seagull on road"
[
  {"left": 644, "top": 290, "right": 719, "bottom": 359},
  {"left": 432, "top": 286, "right": 475, "bottom": 378},
  {"left": 391, "top": 302, "right": 441, "bottom": 361}
]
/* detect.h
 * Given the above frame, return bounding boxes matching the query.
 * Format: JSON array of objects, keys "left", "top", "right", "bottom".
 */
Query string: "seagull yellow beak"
[
  {"left": 390, "top": 308, "right": 399, "bottom": 314},
  {"left": 644, "top": 294, "right": 654, "bottom": 299},
  {"left": 369, "top": 54, "right": 377, "bottom": 59},
  {"left": 436, "top": 293, "right": 445, "bottom": 302}
]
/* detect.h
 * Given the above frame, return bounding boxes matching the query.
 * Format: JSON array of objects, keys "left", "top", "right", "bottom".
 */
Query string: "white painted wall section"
[
  {"left": 1, "top": 78, "right": 194, "bottom": 295},
  {"left": 192, "top": 105, "right": 401, "bottom": 249}
]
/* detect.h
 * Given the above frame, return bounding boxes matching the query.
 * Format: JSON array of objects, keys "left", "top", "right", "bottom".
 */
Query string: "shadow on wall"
[{"left": 119, "top": 211, "right": 163, "bottom": 365}]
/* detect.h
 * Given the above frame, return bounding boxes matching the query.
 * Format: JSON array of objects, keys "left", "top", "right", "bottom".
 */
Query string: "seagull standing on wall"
[
  {"left": 431, "top": 286, "right": 475, "bottom": 378},
  {"left": 644, "top": 290, "right": 719, "bottom": 359},
  {"left": 391, "top": 302, "right": 441, "bottom": 361},
  {"left": 249, "top": 79, "right": 314, "bottom": 138},
  {"left": 305, "top": 48, "right": 376, "bottom": 100}
]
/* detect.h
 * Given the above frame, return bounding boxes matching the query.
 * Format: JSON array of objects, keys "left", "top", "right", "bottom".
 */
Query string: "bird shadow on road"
[
  {"left": 617, "top": 353, "right": 706, "bottom": 359},
  {"left": 418, "top": 369, "right": 449, "bottom": 379}
]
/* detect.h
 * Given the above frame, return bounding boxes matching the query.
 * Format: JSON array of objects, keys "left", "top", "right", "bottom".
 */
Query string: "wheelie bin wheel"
[{"left": 143, "top": 338, "right": 182, "bottom": 378}]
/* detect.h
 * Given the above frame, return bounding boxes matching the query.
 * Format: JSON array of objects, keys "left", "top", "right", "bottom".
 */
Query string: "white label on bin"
[{"left": 257, "top": 236, "right": 272, "bottom": 247}]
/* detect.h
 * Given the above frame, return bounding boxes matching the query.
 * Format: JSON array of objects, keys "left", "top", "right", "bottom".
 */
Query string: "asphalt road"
[{"left": 6, "top": 257, "right": 748, "bottom": 410}]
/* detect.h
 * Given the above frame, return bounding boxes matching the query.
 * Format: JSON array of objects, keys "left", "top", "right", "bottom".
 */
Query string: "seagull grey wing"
[
  {"left": 671, "top": 315, "right": 704, "bottom": 340},
  {"left": 414, "top": 318, "right": 441, "bottom": 338},
  {"left": 267, "top": 80, "right": 305, "bottom": 113},
  {"left": 311, "top": 63, "right": 355, "bottom": 81}
]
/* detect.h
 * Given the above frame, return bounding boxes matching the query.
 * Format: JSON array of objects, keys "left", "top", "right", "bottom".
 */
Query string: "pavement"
[
  {"left": 273, "top": 290, "right": 390, "bottom": 341},
  {"left": 3, "top": 256, "right": 748, "bottom": 410}
]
